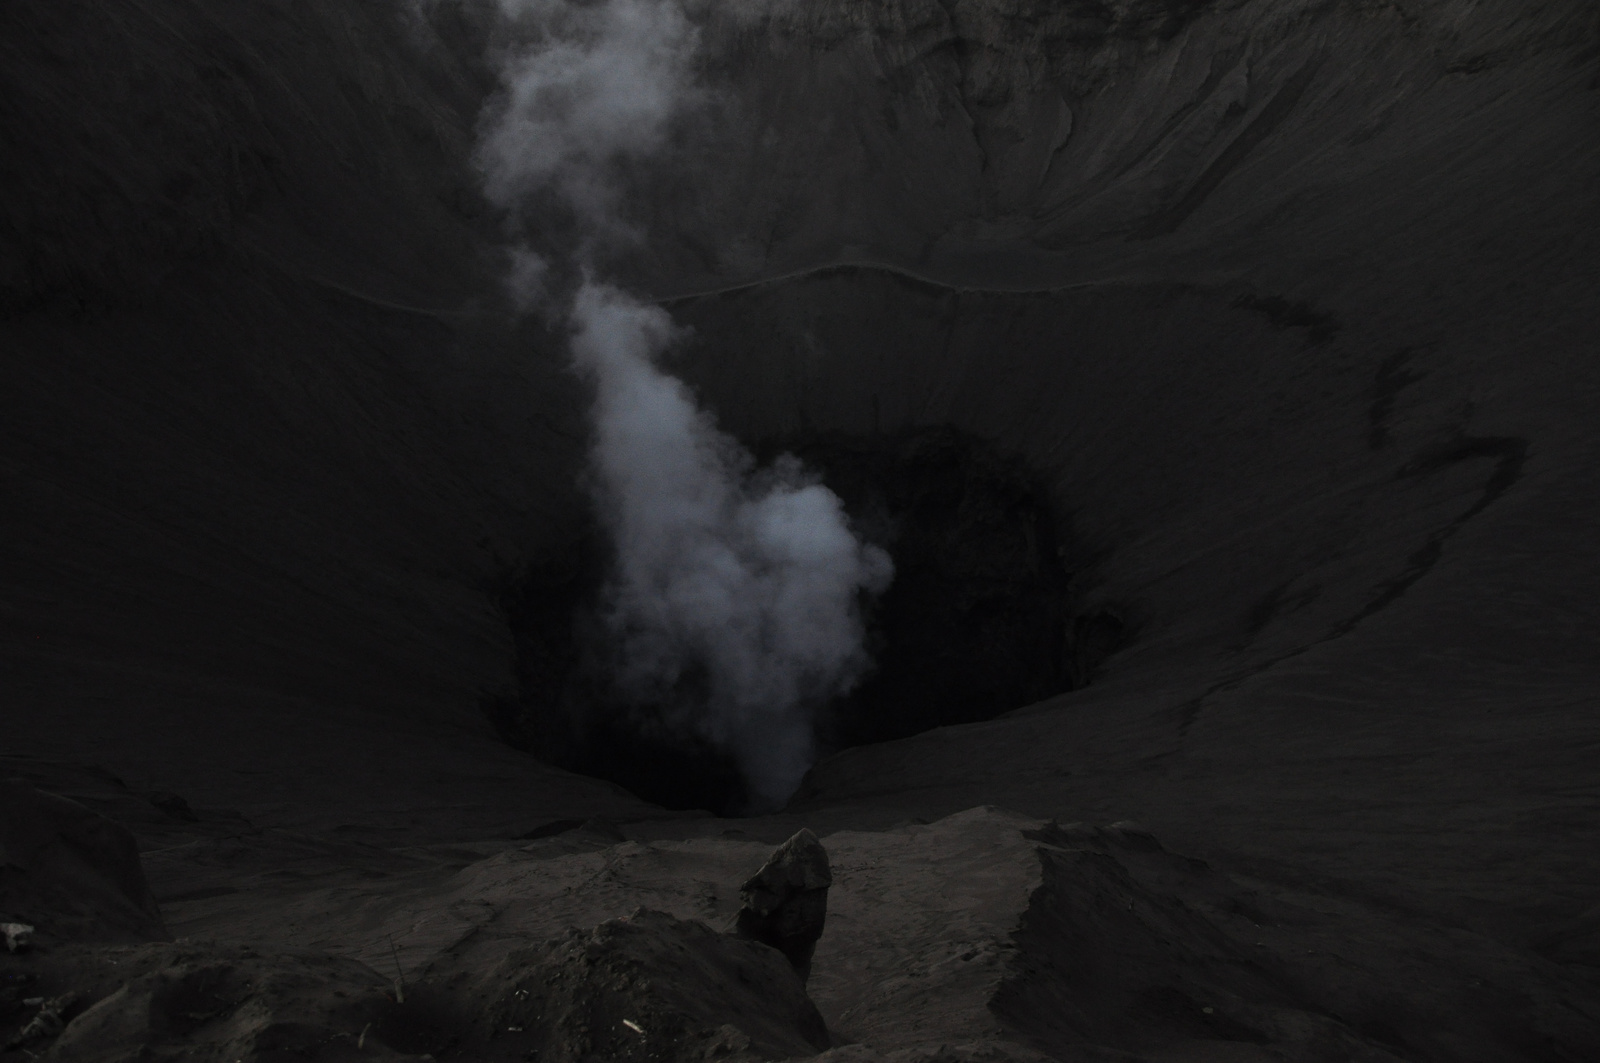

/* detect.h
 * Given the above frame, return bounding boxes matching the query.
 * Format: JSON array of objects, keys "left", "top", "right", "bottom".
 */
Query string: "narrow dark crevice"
[
  {"left": 1132, "top": 52, "right": 1325, "bottom": 238},
  {"left": 1368, "top": 348, "right": 1428, "bottom": 449},
  {"left": 1231, "top": 292, "right": 1342, "bottom": 345},
  {"left": 927, "top": 1, "right": 991, "bottom": 178}
]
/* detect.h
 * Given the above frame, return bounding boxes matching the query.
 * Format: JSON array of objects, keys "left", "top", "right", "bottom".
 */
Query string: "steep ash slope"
[
  {"left": 639, "top": 0, "right": 1600, "bottom": 959},
  {"left": 0, "top": 0, "right": 651, "bottom": 831}
]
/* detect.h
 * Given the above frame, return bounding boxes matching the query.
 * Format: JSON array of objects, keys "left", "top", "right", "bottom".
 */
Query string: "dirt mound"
[
  {"left": 0, "top": 941, "right": 406, "bottom": 1061},
  {"left": 6, "top": 910, "right": 829, "bottom": 1062},
  {"left": 995, "top": 822, "right": 1600, "bottom": 1062},
  {"left": 438, "top": 907, "right": 830, "bottom": 1062}
]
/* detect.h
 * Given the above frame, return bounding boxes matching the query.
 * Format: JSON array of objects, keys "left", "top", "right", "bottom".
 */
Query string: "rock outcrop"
[
  {"left": 735, "top": 828, "right": 833, "bottom": 980},
  {"left": 10, "top": 912, "right": 829, "bottom": 1063},
  {"left": 452, "top": 908, "right": 830, "bottom": 1063},
  {"left": 0, "top": 779, "right": 166, "bottom": 945}
]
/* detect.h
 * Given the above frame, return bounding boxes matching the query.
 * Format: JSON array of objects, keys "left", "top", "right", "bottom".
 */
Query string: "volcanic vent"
[{"left": 485, "top": 425, "right": 1126, "bottom": 815}]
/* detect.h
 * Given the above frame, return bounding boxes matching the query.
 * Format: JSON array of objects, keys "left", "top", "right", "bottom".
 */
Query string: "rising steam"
[{"left": 478, "top": 0, "right": 892, "bottom": 809}]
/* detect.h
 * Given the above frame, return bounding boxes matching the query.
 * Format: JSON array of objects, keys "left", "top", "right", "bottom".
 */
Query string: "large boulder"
[
  {"left": 446, "top": 907, "right": 831, "bottom": 1062},
  {"left": 32, "top": 942, "right": 411, "bottom": 1062},
  {"left": 736, "top": 829, "right": 832, "bottom": 981},
  {"left": 0, "top": 778, "right": 166, "bottom": 944}
]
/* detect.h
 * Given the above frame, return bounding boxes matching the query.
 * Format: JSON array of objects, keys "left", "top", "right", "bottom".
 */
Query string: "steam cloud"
[{"left": 479, "top": 0, "right": 892, "bottom": 809}]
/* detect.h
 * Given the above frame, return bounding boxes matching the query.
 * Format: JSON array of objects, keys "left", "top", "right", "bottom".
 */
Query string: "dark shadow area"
[
  {"left": 485, "top": 426, "right": 1127, "bottom": 814},
  {"left": 482, "top": 538, "right": 754, "bottom": 815},
  {"left": 781, "top": 426, "right": 1086, "bottom": 748}
]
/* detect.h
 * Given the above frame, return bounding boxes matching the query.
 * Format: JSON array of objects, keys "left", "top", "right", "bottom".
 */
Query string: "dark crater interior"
[{"left": 484, "top": 426, "right": 1127, "bottom": 814}]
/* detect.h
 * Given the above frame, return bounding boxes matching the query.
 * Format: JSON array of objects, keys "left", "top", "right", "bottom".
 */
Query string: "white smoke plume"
[
  {"left": 478, "top": 0, "right": 893, "bottom": 809},
  {"left": 479, "top": 0, "right": 701, "bottom": 264}
]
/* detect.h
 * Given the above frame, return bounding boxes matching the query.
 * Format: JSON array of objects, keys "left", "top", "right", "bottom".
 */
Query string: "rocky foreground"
[{"left": 5, "top": 762, "right": 1598, "bottom": 1062}]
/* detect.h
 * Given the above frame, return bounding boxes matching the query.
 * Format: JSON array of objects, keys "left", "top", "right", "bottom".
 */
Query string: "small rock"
[
  {"left": 146, "top": 791, "right": 199, "bottom": 823},
  {"left": 735, "top": 828, "right": 831, "bottom": 981},
  {"left": 703, "top": 1022, "right": 752, "bottom": 1057},
  {"left": 4, "top": 991, "right": 81, "bottom": 1049},
  {"left": 1, "top": 922, "right": 33, "bottom": 952}
]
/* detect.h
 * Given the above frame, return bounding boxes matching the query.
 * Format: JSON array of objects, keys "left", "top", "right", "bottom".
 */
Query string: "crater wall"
[{"left": 1, "top": 0, "right": 1597, "bottom": 950}]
